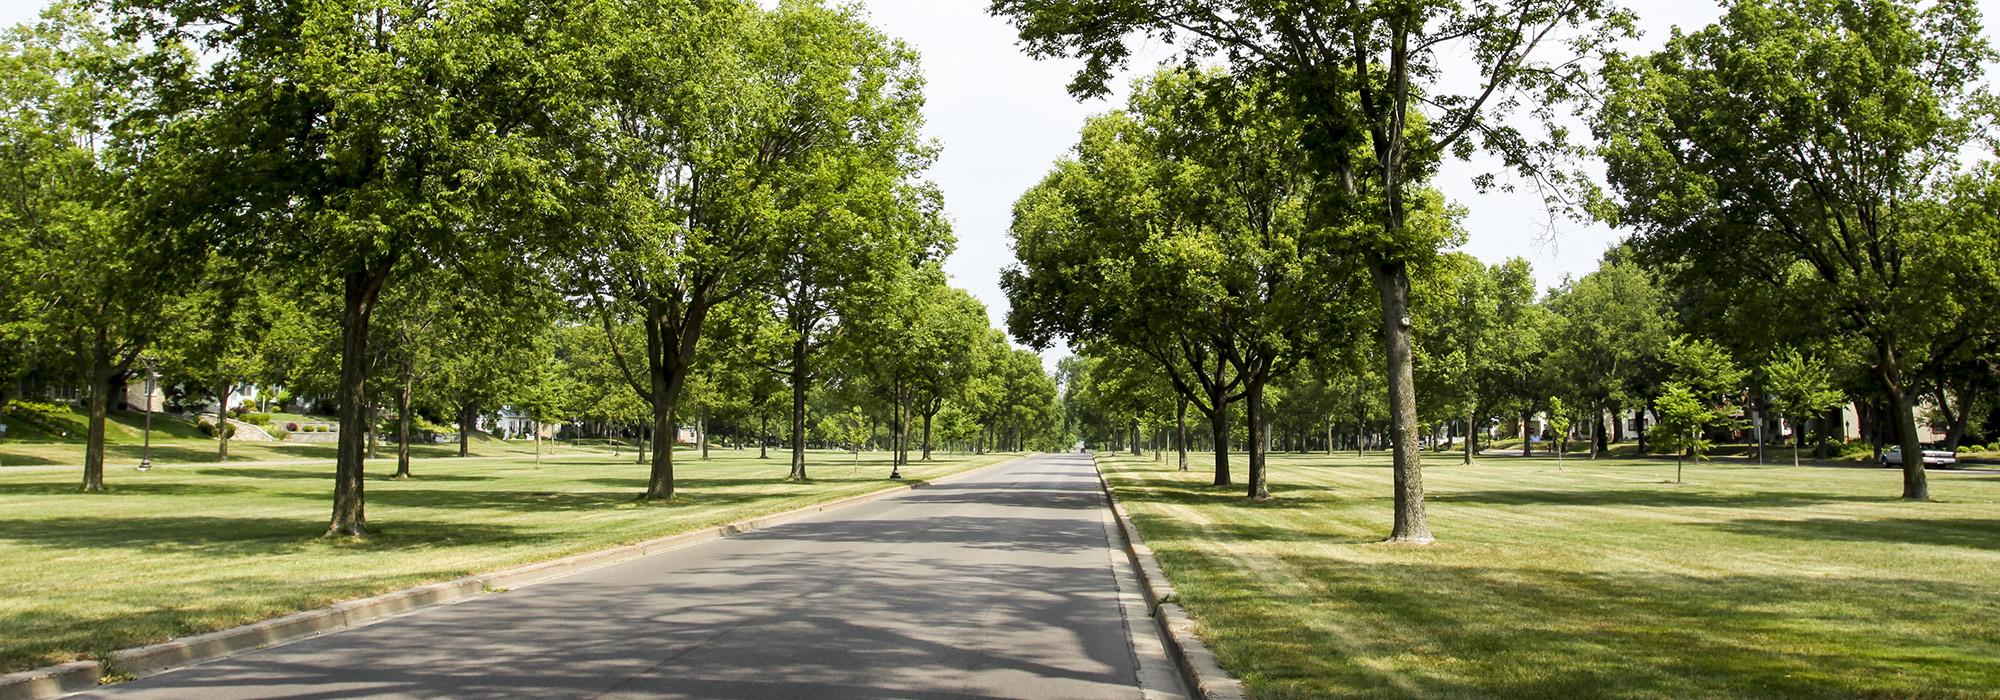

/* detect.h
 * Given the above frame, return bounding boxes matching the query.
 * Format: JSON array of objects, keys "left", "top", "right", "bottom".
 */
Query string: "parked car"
[{"left": 1881, "top": 447, "right": 1958, "bottom": 468}]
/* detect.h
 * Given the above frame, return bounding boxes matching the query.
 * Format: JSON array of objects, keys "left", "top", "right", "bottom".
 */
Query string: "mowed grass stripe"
[{"left": 1101, "top": 451, "right": 2000, "bottom": 699}]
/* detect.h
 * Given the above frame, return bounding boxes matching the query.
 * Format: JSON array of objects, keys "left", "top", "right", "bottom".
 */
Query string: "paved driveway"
[{"left": 84, "top": 453, "right": 1184, "bottom": 699}]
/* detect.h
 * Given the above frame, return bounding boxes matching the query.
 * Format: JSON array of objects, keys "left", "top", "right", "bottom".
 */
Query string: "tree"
[
  {"left": 1763, "top": 349, "right": 1846, "bottom": 467},
  {"left": 155, "top": 256, "right": 280, "bottom": 462},
  {"left": 1545, "top": 396, "right": 1572, "bottom": 468},
  {"left": 573, "top": 0, "right": 931, "bottom": 499},
  {"left": 992, "top": 0, "right": 1634, "bottom": 541},
  {"left": 1544, "top": 257, "right": 1675, "bottom": 458},
  {"left": 1653, "top": 383, "right": 1719, "bottom": 483},
  {"left": 122, "top": 0, "right": 581, "bottom": 534},
  {"left": 1007, "top": 69, "right": 1361, "bottom": 499},
  {"left": 1596, "top": 0, "right": 1996, "bottom": 501},
  {"left": 817, "top": 406, "right": 871, "bottom": 469},
  {"left": 0, "top": 5, "right": 202, "bottom": 492}
]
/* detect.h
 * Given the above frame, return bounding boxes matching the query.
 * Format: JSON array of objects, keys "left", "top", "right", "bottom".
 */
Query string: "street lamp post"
[{"left": 137, "top": 357, "right": 158, "bottom": 472}]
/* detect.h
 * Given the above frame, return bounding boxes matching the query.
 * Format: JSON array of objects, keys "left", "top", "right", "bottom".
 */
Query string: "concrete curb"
[
  {"left": 3, "top": 455, "right": 1027, "bottom": 698},
  {"left": 1090, "top": 454, "right": 1248, "bottom": 700},
  {"left": 0, "top": 663, "right": 99, "bottom": 700}
]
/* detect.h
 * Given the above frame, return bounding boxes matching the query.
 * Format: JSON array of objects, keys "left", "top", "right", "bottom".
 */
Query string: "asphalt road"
[{"left": 83, "top": 453, "right": 1185, "bottom": 699}]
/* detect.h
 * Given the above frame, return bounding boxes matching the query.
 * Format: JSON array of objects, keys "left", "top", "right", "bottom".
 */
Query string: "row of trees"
[
  {"left": 998, "top": 0, "right": 2000, "bottom": 542},
  {"left": 0, "top": 0, "right": 1064, "bottom": 537}
]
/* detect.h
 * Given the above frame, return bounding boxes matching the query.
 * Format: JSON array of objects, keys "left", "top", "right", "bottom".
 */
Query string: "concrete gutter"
[
  {"left": 0, "top": 455, "right": 1026, "bottom": 699},
  {"left": 1090, "top": 453, "right": 1248, "bottom": 700}
]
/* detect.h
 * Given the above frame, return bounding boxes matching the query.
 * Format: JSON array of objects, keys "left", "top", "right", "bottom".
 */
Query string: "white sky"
[{"left": 8, "top": 0, "right": 1995, "bottom": 371}]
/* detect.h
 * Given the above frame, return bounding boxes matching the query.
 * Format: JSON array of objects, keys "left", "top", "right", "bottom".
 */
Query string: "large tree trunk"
[
  {"left": 1371, "top": 256, "right": 1432, "bottom": 544},
  {"left": 1176, "top": 395, "right": 1190, "bottom": 471},
  {"left": 395, "top": 366, "right": 413, "bottom": 479},
  {"left": 646, "top": 392, "right": 677, "bottom": 499},
  {"left": 922, "top": 407, "right": 935, "bottom": 461},
  {"left": 1129, "top": 416, "right": 1141, "bottom": 456},
  {"left": 698, "top": 411, "right": 708, "bottom": 460},
  {"left": 790, "top": 338, "right": 810, "bottom": 479},
  {"left": 1463, "top": 406, "right": 1476, "bottom": 466},
  {"left": 1879, "top": 370, "right": 1929, "bottom": 501},
  {"left": 216, "top": 384, "right": 232, "bottom": 462},
  {"left": 1636, "top": 408, "right": 1649, "bottom": 454},
  {"left": 328, "top": 266, "right": 390, "bottom": 537},
  {"left": 81, "top": 358, "right": 114, "bottom": 493},
  {"left": 1207, "top": 387, "right": 1231, "bottom": 486},
  {"left": 760, "top": 412, "right": 769, "bottom": 460},
  {"left": 639, "top": 294, "right": 711, "bottom": 501},
  {"left": 457, "top": 403, "right": 473, "bottom": 458},
  {"left": 1245, "top": 377, "right": 1269, "bottom": 500}
]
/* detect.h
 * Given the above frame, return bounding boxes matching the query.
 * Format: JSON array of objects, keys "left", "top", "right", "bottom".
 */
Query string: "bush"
[
  {"left": 229, "top": 403, "right": 251, "bottom": 416},
  {"left": 268, "top": 428, "right": 290, "bottom": 441},
  {"left": 5, "top": 400, "right": 69, "bottom": 427},
  {"left": 285, "top": 422, "right": 299, "bottom": 432},
  {"left": 240, "top": 412, "right": 272, "bottom": 426},
  {"left": 198, "top": 420, "right": 237, "bottom": 439}
]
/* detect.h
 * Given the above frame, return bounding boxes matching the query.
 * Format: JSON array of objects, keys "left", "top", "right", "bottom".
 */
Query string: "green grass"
[
  {"left": 0, "top": 447, "right": 1014, "bottom": 673},
  {"left": 1100, "top": 451, "right": 2000, "bottom": 699},
  {"left": 0, "top": 406, "right": 554, "bottom": 468}
]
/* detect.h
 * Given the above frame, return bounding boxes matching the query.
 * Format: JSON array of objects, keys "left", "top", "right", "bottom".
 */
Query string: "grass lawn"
[
  {"left": 1099, "top": 451, "right": 2000, "bottom": 699},
  {"left": 0, "top": 447, "right": 1014, "bottom": 673},
  {"left": 0, "top": 405, "right": 559, "bottom": 468}
]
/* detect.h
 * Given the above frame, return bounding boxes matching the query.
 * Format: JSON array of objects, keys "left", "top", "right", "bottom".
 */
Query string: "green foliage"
[
  {"left": 1654, "top": 383, "right": 1721, "bottom": 469},
  {"left": 1762, "top": 349, "right": 1845, "bottom": 459}
]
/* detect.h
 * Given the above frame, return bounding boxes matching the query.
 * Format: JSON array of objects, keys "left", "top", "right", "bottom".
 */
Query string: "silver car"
[{"left": 1881, "top": 447, "right": 1958, "bottom": 467}]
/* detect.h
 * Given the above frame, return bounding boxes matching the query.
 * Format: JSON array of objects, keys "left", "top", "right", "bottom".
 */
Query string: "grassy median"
[
  {"left": 0, "top": 448, "right": 1013, "bottom": 673},
  {"left": 1099, "top": 451, "right": 2000, "bottom": 699}
]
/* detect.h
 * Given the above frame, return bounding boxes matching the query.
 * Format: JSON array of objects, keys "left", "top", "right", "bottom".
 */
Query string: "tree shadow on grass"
[
  {"left": 1430, "top": 488, "right": 1889, "bottom": 509},
  {"left": 1711, "top": 517, "right": 2000, "bottom": 551},
  {"left": 0, "top": 516, "right": 539, "bottom": 554},
  {"left": 1113, "top": 481, "right": 1347, "bottom": 510},
  {"left": 0, "top": 481, "right": 260, "bottom": 497},
  {"left": 185, "top": 467, "right": 502, "bottom": 483}
]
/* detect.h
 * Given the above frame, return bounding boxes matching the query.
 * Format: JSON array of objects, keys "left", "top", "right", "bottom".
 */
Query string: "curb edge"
[{"left": 1090, "top": 452, "right": 1249, "bottom": 700}]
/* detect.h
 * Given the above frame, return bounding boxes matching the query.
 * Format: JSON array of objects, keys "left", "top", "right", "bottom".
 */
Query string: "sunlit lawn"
[
  {"left": 0, "top": 407, "right": 561, "bottom": 468},
  {"left": 0, "top": 447, "right": 1012, "bottom": 673},
  {"left": 1100, "top": 451, "right": 2000, "bottom": 699}
]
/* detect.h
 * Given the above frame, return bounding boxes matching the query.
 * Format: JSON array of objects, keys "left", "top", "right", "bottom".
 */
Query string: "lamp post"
[{"left": 137, "top": 357, "right": 158, "bottom": 472}]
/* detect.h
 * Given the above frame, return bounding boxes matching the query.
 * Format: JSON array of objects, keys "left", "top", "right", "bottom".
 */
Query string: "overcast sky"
[{"left": 7, "top": 0, "right": 1995, "bottom": 370}]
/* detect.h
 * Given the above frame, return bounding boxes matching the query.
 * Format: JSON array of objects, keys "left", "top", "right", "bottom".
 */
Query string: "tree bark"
[
  {"left": 1176, "top": 395, "right": 1190, "bottom": 471},
  {"left": 216, "top": 384, "right": 232, "bottom": 462},
  {"left": 1245, "top": 378, "right": 1269, "bottom": 500},
  {"left": 328, "top": 265, "right": 390, "bottom": 537},
  {"left": 1371, "top": 256, "right": 1432, "bottom": 543},
  {"left": 1463, "top": 406, "right": 1476, "bottom": 466},
  {"left": 457, "top": 403, "right": 473, "bottom": 458},
  {"left": 698, "top": 411, "right": 708, "bottom": 460},
  {"left": 1208, "top": 385, "right": 1231, "bottom": 486},
  {"left": 759, "top": 412, "right": 769, "bottom": 460},
  {"left": 1522, "top": 411, "right": 1534, "bottom": 457},
  {"left": 395, "top": 366, "right": 413, "bottom": 479},
  {"left": 81, "top": 359, "right": 114, "bottom": 493},
  {"left": 922, "top": 407, "right": 935, "bottom": 461}
]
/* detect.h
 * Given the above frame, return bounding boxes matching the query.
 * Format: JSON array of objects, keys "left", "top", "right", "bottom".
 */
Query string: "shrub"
[
  {"left": 268, "top": 428, "right": 290, "bottom": 441},
  {"left": 240, "top": 413, "right": 272, "bottom": 426},
  {"left": 5, "top": 400, "right": 69, "bottom": 428},
  {"left": 198, "top": 420, "right": 237, "bottom": 439},
  {"left": 230, "top": 403, "right": 251, "bottom": 416},
  {"left": 285, "top": 422, "right": 299, "bottom": 432}
]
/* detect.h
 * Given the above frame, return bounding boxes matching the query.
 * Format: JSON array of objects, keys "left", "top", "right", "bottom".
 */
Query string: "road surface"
[{"left": 84, "top": 453, "right": 1185, "bottom": 699}]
